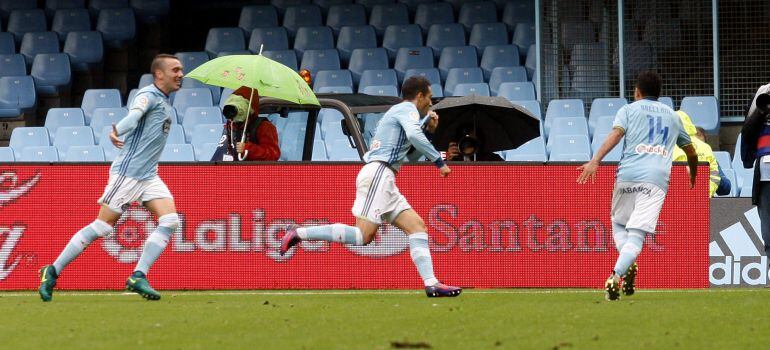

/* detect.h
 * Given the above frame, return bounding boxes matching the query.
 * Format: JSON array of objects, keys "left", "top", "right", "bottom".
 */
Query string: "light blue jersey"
[
  {"left": 110, "top": 84, "right": 173, "bottom": 180},
  {"left": 614, "top": 97, "right": 692, "bottom": 191},
  {"left": 363, "top": 101, "right": 444, "bottom": 171}
]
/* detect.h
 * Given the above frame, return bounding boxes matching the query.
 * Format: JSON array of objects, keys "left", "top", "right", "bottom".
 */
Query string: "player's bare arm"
[{"left": 577, "top": 127, "right": 624, "bottom": 184}]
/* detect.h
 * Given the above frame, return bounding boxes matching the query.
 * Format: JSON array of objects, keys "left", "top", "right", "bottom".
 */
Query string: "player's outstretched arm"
[
  {"left": 577, "top": 127, "right": 624, "bottom": 184},
  {"left": 682, "top": 143, "right": 698, "bottom": 189}
]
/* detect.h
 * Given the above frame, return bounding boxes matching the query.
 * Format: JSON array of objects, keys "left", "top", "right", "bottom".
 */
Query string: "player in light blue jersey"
[
  {"left": 279, "top": 77, "right": 461, "bottom": 297},
  {"left": 577, "top": 71, "right": 698, "bottom": 301},
  {"left": 38, "top": 54, "right": 184, "bottom": 302}
]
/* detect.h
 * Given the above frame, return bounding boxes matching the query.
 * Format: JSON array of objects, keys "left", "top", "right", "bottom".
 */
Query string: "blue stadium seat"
[
  {"left": 659, "top": 96, "right": 674, "bottom": 110},
  {"left": 248, "top": 27, "right": 289, "bottom": 53},
  {"left": 239, "top": 5, "right": 279, "bottom": 36},
  {"left": 282, "top": 5, "right": 323, "bottom": 38},
  {"left": 326, "top": 4, "right": 366, "bottom": 35},
  {"left": 0, "top": 33, "right": 15, "bottom": 54},
  {"left": 426, "top": 23, "right": 466, "bottom": 60},
  {"left": 469, "top": 23, "right": 508, "bottom": 59},
  {"left": 7, "top": 9, "right": 47, "bottom": 43},
  {"left": 219, "top": 88, "right": 233, "bottom": 109},
  {"left": 10, "top": 127, "right": 51, "bottom": 159},
  {"left": 31, "top": 53, "right": 71, "bottom": 95},
  {"left": 369, "top": 3, "right": 409, "bottom": 37},
  {"left": 52, "top": 9, "right": 91, "bottom": 42},
  {"left": 0, "top": 147, "right": 14, "bottom": 162},
  {"left": 488, "top": 66, "right": 527, "bottom": 94},
  {"left": 497, "top": 82, "right": 535, "bottom": 100},
  {"left": 160, "top": 144, "right": 195, "bottom": 162},
  {"left": 312, "top": 139, "right": 328, "bottom": 160},
  {"left": 403, "top": 68, "right": 442, "bottom": 97},
  {"left": 348, "top": 48, "right": 388, "bottom": 85},
  {"left": 138, "top": 73, "right": 154, "bottom": 88},
  {"left": 262, "top": 50, "right": 298, "bottom": 71},
  {"left": 300, "top": 49, "right": 341, "bottom": 76},
  {"left": 272, "top": 0, "right": 312, "bottom": 14},
  {"left": 183, "top": 106, "right": 223, "bottom": 142},
  {"left": 358, "top": 69, "right": 397, "bottom": 92},
  {"left": 679, "top": 96, "right": 720, "bottom": 134},
  {"left": 414, "top": 2, "right": 453, "bottom": 35},
  {"left": 293, "top": 26, "right": 335, "bottom": 61},
  {"left": 451, "top": 83, "right": 490, "bottom": 97},
  {"left": 97, "top": 126, "right": 120, "bottom": 160},
  {"left": 549, "top": 152, "right": 590, "bottom": 162},
  {"left": 546, "top": 134, "right": 591, "bottom": 159},
  {"left": 20, "top": 32, "right": 60, "bottom": 67},
  {"left": 173, "top": 88, "right": 213, "bottom": 124},
  {"left": 314, "top": 0, "right": 354, "bottom": 14},
  {"left": 394, "top": 46, "right": 434, "bottom": 83},
  {"left": 0, "top": 0, "right": 37, "bottom": 21},
  {"left": 502, "top": 1, "right": 535, "bottom": 30},
  {"left": 571, "top": 67, "right": 609, "bottom": 100},
  {"left": 81, "top": 89, "right": 122, "bottom": 124},
  {"left": 714, "top": 151, "right": 731, "bottom": 170},
  {"left": 194, "top": 142, "right": 219, "bottom": 161},
  {"left": 382, "top": 24, "right": 422, "bottom": 62},
  {"left": 588, "top": 97, "right": 626, "bottom": 136},
  {"left": 511, "top": 22, "right": 535, "bottom": 62},
  {"left": 205, "top": 27, "right": 246, "bottom": 59},
  {"left": 165, "top": 124, "right": 185, "bottom": 145},
  {"left": 444, "top": 67, "right": 484, "bottom": 96},
  {"left": 96, "top": 8, "right": 136, "bottom": 48},
  {"left": 190, "top": 124, "right": 223, "bottom": 154},
  {"left": 63, "top": 31, "right": 104, "bottom": 72},
  {"left": 355, "top": 0, "right": 395, "bottom": 13},
  {"left": 63, "top": 145, "right": 105, "bottom": 162},
  {"left": 54, "top": 126, "right": 95, "bottom": 159},
  {"left": 458, "top": 1, "right": 498, "bottom": 32},
  {"left": 88, "top": 0, "right": 128, "bottom": 18},
  {"left": 545, "top": 99, "right": 585, "bottom": 136},
  {"left": 397, "top": 0, "right": 435, "bottom": 13},
  {"left": 319, "top": 108, "right": 344, "bottom": 138},
  {"left": 314, "top": 69, "right": 353, "bottom": 92},
  {"left": 90, "top": 107, "right": 127, "bottom": 141},
  {"left": 326, "top": 138, "right": 360, "bottom": 160},
  {"left": 0, "top": 54, "right": 26, "bottom": 77},
  {"left": 317, "top": 86, "right": 353, "bottom": 93},
  {"left": 0, "top": 76, "right": 36, "bottom": 119},
  {"left": 591, "top": 134, "right": 623, "bottom": 162},
  {"left": 505, "top": 136, "right": 546, "bottom": 162},
  {"left": 511, "top": 99, "right": 542, "bottom": 121},
  {"left": 361, "top": 85, "right": 398, "bottom": 96},
  {"left": 336, "top": 25, "right": 377, "bottom": 65},
  {"left": 524, "top": 43, "right": 537, "bottom": 79},
  {"left": 45, "top": 108, "right": 85, "bottom": 141},
  {"left": 20, "top": 146, "right": 59, "bottom": 162},
  {"left": 181, "top": 78, "right": 221, "bottom": 105},
  {"left": 592, "top": 115, "right": 614, "bottom": 137},
  {"left": 550, "top": 117, "right": 588, "bottom": 138},
  {"left": 130, "top": 0, "right": 169, "bottom": 23},
  {"left": 480, "top": 45, "right": 520, "bottom": 81},
  {"left": 438, "top": 46, "right": 478, "bottom": 82},
  {"left": 175, "top": 51, "right": 209, "bottom": 73}
]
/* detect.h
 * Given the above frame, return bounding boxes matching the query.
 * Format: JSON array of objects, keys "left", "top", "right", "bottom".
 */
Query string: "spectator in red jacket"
[{"left": 213, "top": 86, "right": 280, "bottom": 161}]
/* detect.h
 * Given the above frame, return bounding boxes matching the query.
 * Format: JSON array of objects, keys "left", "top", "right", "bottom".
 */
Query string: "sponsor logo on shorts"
[{"left": 618, "top": 185, "right": 652, "bottom": 196}]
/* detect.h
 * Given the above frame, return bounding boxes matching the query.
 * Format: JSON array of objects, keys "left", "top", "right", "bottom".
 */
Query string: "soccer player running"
[
  {"left": 279, "top": 76, "right": 461, "bottom": 297},
  {"left": 577, "top": 71, "right": 698, "bottom": 301},
  {"left": 38, "top": 54, "right": 184, "bottom": 302}
]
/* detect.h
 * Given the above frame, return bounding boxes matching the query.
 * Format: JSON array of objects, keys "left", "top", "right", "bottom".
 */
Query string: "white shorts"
[
  {"left": 351, "top": 162, "right": 412, "bottom": 225},
  {"left": 611, "top": 182, "right": 666, "bottom": 234},
  {"left": 98, "top": 174, "right": 173, "bottom": 214}
]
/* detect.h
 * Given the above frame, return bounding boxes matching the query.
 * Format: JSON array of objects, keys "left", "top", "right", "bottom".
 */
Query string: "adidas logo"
[{"left": 709, "top": 207, "right": 768, "bottom": 286}]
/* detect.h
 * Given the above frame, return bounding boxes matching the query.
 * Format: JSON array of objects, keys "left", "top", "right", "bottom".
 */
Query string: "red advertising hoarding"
[{"left": 0, "top": 163, "right": 709, "bottom": 290}]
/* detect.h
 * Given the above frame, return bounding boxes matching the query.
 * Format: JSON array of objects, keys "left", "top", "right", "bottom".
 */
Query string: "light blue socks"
[
  {"left": 297, "top": 224, "right": 364, "bottom": 245},
  {"left": 409, "top": 233, "right": 439, "bottom": 287},
  {"left": 53, "top": 220, "right": 113, "bottom": 273},
  {"left": 613, "top": 228, "right": 645, "bottom": 276},
  {"left": 134, "top": 213, "right": 179, "bottom": 274}
]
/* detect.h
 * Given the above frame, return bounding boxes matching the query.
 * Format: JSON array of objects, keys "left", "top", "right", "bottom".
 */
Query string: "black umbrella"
[{"left": 431, "top": 95, "right": 541, "bottom": 154}]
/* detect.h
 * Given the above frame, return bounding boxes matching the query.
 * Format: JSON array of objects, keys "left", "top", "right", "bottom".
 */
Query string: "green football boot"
[
  {"left": 125, "top": 271, "right": 161, "bottom": 301},
  {"left": 38, "top": 265, "right": 58, "bottom": 302}
]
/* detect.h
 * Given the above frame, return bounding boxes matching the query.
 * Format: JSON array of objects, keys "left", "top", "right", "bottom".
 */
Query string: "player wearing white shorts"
[
  {"left": 577, "top": 71, "right": 698, "bottom": 301},
  {"left": 279, "top": 76, "right": 461, "bottom": 297},
  {"left": 38, "top": 54, "right": 184, "bottom": 302}
]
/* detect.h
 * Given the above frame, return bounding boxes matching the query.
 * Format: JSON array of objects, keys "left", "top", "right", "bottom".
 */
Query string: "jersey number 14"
[{"left": 647, "top": 115, "right": 669, "bottom": 144}]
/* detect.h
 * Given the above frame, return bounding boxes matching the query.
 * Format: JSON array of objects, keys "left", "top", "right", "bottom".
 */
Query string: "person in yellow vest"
[{"left": 672, "top": 110, "right": 731, "bottom": 196}]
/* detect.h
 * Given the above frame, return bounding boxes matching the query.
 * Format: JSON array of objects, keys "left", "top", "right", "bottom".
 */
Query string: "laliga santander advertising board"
[{"left": 0, "top": 164, "right": 709, "bottom": 290}]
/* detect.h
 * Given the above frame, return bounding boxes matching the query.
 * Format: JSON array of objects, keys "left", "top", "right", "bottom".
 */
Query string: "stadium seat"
[
  {"left": 293, "top": 26, "right": 335, "bottom": 61},
  {"left": 348, "top": 48, "right": 389, "bottom": 86},
  {"left": 319, "top": 108, "right": 344, "bottom": 138},
  {"left": 326, "top": 4, "right": 366, "bottom": 35},
  {"left": 190, "top": 124, "right": 223, "bottom": 154},
  {"left": 249, "top": 27, "right": 289, "bottom": 53},
  {"left": 20, "top": 32, "right": 60, "bottom": 68},
  {"left": 480, "top": 45, "right": 520, "bottom": 81},
  {"left": 547, "top": 134, "right": 591, "bottom": 159},
  {"left": 0, "top": 76, "right": 37, "bottom": 119},
  {"left": 175, "top": 51, "right": 209, "bottom": 73},
  {"left": 502, "top": 1, "right": 534, "bottom": 30},
  {"left": 545, "top": 99, "right": 585, "bottom": 136},
  {"left": 394, "top": 46, "right": 434, "bottom": 83},
  {"left": 326, "top": 138, "right": 360, "bottom": 160},
  {"left": 591, "top": 133, "right": 623, "bottom": 162},
  {"left": 63, "top": 145, "right": 105, "bottom": 162},
  {"left": 239, "top": 5, "right": 279, "bottom": 36},
  {"left": 358, "top": 69, "right": 397, "bottom": 93},
  {"left": 52, "top": 8, "right": 91, "bottom": 42},
  {"left": 90, "top": 107, "right": 127, "bottom": 141},
  {"left": 336, "top": 25, "right": 377, "bottom": 65},
  {"left": 0, "top": 0, "right": 37, "bottom": 21},
  {"left": 316, "top": 86, "right": 353, "bottom": 93},
  {"left": 361, "top": 85, "right": 398, "bottom": 97},
  {"left": 31, "top": 53, "right": 71, "bottom": 96},
  {"left": 511, "top": 22, "right": 535, "bottom": 62},
  {"left": 0, "top": 33, "right": 15, "bottom": 54},
  {"left": 414, "top": 2, "right": 453, "bottom": 35},
  {"left": 183, "top": 107, "right": 223, "bottom": 142},
  {"left": 524, "top": 43, "right": 537, "bottom": 79},
  {"left": 312, "top": 139, "right": 328, "bottom": 160},
  {"left": 714, "top": 151, "right": 731, "bottom": 170},
  {"left": 510, "top": 100, "right": 542, "bottom": 121},
  {"left": 497, "top": 82, "right": 535, "bottom": 100},
  {"left": 54, "top": 126, "right": 95, "bottom": 160},
  {"left": 369, "top": 3, "right": 409, "bottom": 37},
  {"left": 451, "top": 83, "right": 490, "bottom": 97},
  {"left": 300, "top": 49, "right": 341, "bottom": 77},
  {"left": 506, "top": 136, "right": 546, "bottom": 160},
  {"left": 88, "top": 0, "right": 128, "bottom": 18},
  {"left": 403, "top": 68, "right": 443, "bottom": 97},
  {"left": 659, "top": 96, "right": 674, "bottom": 110},
  {"left": 355, "top": 0, "right": 395, "bottom": 13},
  {"left": 444, "top": 67, "right": 484, "bottom": 97},
  {"left": 7, "top": 9, "right": 47, "bottom": 43},
  {"left": 488, "top": 66, "right": 527, "bottom": 95},
  {"left": 45, "top": 108, "right": 85, "bottom": 141},
  {"left": 382, "top": 24, "right": 422, "bottom": 62},
  {"left": 426, "top": 23, "right": 466, "bottom": 60},
  {"left": 438, "top": 46, "right": 477, "bottom": 82},
  {"left": 592, "top": 116, "right": 614, "bottom": 137},
  {"left": 96, "top": 7, "right": 136, "bottom": 49},
  {"left": 130, "top": 0, "right": 168, "bottom": 23},
  {"left": 271, "top": 0, "right": 312, "bottom": 15},
  {"left": 160, "top": 144, "right": 195, "bottom": 162},
  {"left": 0, "top": 54, "right": 26, "bottom": 77},
  {"left": 549, "top": 117, "right": 588, "bottom": 138},
  {"left": 81, "top": 89, "right": 122, "bottom": 124},
  {"left": 314, "top": 0, "right": 354, "bottom": 14},
  {"left": 10, "top": 127, "right": 51, "bottom": 159},
  {"left": 313, "top": 69, "right": 353, "bottom": 92},
  {"left": 262, "top": 50, "right": 298, "bottom": 71},
  {"left": 549, "top": 152, "right": 590, "bottom": 162},
  {"left": 173, "top": 88, "right": 213, "bottom": 124},
  {"left": 679, "top": 96, "right": 720, "bottom": 134},
  {"left": 194, "top": 142, "right": 219, "bottom": 161},
  {"left": 20, "top": 146, "right": 59, "bottom": 162},
  {"left": 282, "top": 5, "right": 323, "bottom": 38},
  {"left": 164, "top": 124, "right": 185, "bottom": 145},
  {"left": 588, "top": 97, "right": 626, "bottom": 136},
  {"left": 63, "top": 31, "right": 104, "bottom": 72},
  {"left": 181, "top": 78, "right": 221, "bottom": 105},
  {"left": 458, "top": 1, "right": 498, "bottom": 32},
  {"left": 397, "top": 0, "right": 435, "bottom": 13},
  {"left": 126, "top": 89, "right": 138, "bottom": 107},
  {"left": 205, "top": 27, "right": 246, "bottom": 59},
  {"left": 0, "top": 147, "right": 14, "bottom": 162}
]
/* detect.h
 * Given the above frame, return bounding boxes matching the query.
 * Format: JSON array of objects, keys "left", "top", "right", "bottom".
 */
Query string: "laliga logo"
[
  {"left": 0, "top": 171, "right": 42, "bottom": 281},
  {"left": 102, "top": 206, "right": 155, "bottom": 263}
]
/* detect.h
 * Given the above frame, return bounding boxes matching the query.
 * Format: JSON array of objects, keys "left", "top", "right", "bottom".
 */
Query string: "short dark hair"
[
  {"left": 150, "top": 54, "right": 180, "bottom": 78},
  {"left": 635, "top": 70, "right": 661, "bottom": 98},
  {"left": 401, "top": 76, "right": 431, "bottom": 100}
]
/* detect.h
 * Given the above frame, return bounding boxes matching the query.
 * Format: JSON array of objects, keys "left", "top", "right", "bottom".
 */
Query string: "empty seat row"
[{"left": 0, "top": 31, "right": 104, "bottom": 72}]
